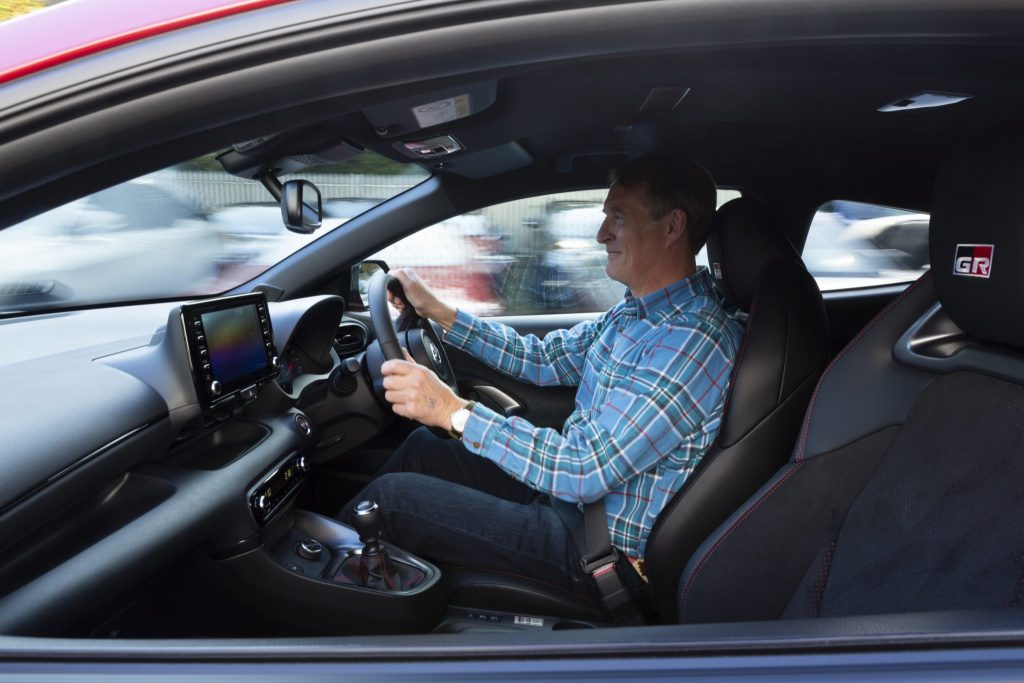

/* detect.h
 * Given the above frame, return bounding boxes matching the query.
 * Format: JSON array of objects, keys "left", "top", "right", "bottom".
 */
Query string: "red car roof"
[{"left": 0, "top": 0, "right": 294, "bottom": 87}]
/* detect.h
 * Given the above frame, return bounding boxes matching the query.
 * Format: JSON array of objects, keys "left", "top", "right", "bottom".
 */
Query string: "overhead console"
[{"left": 180, "top": 293, "right": 279, "bottom": 408}]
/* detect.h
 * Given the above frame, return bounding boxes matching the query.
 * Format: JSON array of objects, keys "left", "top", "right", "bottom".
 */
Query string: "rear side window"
[{"left": 802, "top": 200, "right": 930, "bottom": 291}]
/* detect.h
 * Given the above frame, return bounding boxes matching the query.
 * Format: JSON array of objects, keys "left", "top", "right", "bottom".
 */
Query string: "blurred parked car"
[
  {"left": 803, "top": 210, "right": 928, "bottom": 289},
  {"left": 0, "top": 180, "right": 220, "bottom": 310},
  {"left": 840, "top": 212, "right": 931, "bottom": 270},
  {"left": 214, "top": 198, "right": 376, "bottom": 257}
]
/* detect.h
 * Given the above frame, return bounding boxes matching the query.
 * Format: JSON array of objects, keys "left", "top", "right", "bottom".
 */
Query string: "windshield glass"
[{"left": 0, "top": 150, "right": 427, "bottom": 314}]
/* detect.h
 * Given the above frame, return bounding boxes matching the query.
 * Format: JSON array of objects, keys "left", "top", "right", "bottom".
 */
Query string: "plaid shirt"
[{"left": 446, "top": 268, "right": 744, "bottom": 556}]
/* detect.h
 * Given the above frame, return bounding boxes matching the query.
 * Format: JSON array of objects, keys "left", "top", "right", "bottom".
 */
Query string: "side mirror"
[
  {"left": 280, "top": 180, "right": 322, "bottom": 234},
  {"left": 351, "top": 260, "right": 389, "bottom": 310}
]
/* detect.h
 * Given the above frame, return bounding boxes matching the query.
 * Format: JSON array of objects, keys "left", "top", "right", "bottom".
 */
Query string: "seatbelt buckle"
[{"left": 581, "top": 547, "right": 636, "bottom": 618}]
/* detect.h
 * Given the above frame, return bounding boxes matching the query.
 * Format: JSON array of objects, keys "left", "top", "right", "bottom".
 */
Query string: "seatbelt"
[{"left": 580, "top": 499, "right": 648, "bottom": 625}]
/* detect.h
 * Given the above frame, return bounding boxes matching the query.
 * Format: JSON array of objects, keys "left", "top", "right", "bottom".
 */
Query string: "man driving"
[{"left": 343, "top": 156, "right": 744, "bottom": 601}]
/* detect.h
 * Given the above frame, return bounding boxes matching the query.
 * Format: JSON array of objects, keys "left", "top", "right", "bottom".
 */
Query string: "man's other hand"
[
  {"left": 382, "top": 349, "right": 468, "bottom": 429},
  {"left": 389, "top": 268, "right": 457, "bottom": 330}
]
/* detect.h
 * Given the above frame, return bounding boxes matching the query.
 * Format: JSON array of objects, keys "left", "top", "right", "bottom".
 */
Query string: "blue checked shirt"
[{"left": 445, "top": 268, "right": 744, "bottom": 556}]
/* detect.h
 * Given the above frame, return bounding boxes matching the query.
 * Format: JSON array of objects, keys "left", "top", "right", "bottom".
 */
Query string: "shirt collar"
[{"left": 623, "top": 267, "right": 716, "bottom": 321}]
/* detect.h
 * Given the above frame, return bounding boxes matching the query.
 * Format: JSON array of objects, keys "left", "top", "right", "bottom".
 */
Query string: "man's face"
[{"left": 597, "top": 182, "right": 676, "bottom": 293}]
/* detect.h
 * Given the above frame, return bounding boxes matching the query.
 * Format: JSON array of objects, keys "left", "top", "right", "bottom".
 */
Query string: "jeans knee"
[
  {"left": 406, "top": 426, "right": 444, "bottom": 450},
  {"left": 361, "top": 471, "right": 432, "bottom": 508}
]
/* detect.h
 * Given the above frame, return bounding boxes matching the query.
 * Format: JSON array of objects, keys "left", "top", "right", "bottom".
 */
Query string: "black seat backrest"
[
  {"left": 644, "top": 198, "right": 830, "bottom": 622},
  {"left": 677, "top": 134, "right": 1024, "bottom": 624}
]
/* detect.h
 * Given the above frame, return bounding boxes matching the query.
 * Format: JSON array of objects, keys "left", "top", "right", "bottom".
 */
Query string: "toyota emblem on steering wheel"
[{"left": 427, "top": 341, "right": 443, "bottom": 368}]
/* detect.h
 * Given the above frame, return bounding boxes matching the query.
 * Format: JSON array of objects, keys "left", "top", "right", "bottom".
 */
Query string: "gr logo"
[{"left": 953, "top": 244, "right": 993, "bottom": 278}]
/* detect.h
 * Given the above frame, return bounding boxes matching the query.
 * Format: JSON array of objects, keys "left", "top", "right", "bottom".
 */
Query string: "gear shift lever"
[
  {"left": 351, "top": 500, "right": 401, "bottom": 590},
  {"left": 332, "top": 499, "right": 429, "bottom": 591},
  {"left": 353, "top": 500, "right": 384, "bottom": 552}
]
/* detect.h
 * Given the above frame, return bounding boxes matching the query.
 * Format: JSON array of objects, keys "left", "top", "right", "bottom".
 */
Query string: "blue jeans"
[{"left": 340, "top": 427, "right": 595, "bottom": 597}]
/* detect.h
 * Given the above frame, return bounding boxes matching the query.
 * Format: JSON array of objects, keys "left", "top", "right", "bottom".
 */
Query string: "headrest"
[
  {"left": 930, "top": 134, "right": 1024, "bottom": 347},
  {"left": 705, "top": 197, "right": 800, "bottom": 310}
]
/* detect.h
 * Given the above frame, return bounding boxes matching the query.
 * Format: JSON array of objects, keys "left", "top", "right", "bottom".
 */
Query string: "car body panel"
[
  {"left": 0, "top": 0, "right": 296, "bottom": 86},
  {"left": 0, "top": 0, "right": 1023, "bottom": 676}
]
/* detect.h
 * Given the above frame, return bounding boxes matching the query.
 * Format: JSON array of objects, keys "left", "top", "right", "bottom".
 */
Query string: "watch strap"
[{"left": 448, "top": 400, "right": 477, "bottom": 439}]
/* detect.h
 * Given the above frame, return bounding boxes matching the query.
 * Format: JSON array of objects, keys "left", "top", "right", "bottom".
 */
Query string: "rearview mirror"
[{"left": 280, "top": 179, "right": 322, "bottom": 234}]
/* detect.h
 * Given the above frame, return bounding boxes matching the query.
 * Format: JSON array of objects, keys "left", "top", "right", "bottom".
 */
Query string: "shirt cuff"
[
  {"left": 443, "top": 308, "right": 478, "bottom": 349},
  {"left": 460, "top": 401, "right": 500, "bottom": 452}
]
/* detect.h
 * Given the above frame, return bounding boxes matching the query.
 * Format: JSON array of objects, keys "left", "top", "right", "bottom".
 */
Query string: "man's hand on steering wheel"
[
  {"left": 388, "top": 268, "right": 457, "bottom": 331},
  {"left": 367, "top": 267, "right": 462, "bottom": 427},
  {"left": 382, "top": 349, "right": 468, "bottom": 429}
]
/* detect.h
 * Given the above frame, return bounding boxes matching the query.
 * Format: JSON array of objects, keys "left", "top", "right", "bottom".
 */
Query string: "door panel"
[{"left": 447, "top": 312, "right": 598, "bottom": 430}]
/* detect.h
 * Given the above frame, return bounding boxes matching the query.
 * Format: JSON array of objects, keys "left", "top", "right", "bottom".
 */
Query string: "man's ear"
[{"left": 664, "top": 208, "right": 688, "bottom": 247}]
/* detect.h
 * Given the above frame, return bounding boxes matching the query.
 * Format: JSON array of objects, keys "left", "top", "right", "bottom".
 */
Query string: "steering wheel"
[{"left": 366, "top": 269, "right": 458, "bottom": 397}]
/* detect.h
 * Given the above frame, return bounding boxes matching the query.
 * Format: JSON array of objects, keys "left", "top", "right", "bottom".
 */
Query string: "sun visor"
[
  {"left": 930, "top": 131, "right": 1024, "bottom": 347},
  {"left": 363, "top": 81, "right": 498, "bottom": 138}
]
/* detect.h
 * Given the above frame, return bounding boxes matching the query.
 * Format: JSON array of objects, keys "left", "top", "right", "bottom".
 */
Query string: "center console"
[{"left": 214, "top": 504, "right": 445, "bottom": 635}]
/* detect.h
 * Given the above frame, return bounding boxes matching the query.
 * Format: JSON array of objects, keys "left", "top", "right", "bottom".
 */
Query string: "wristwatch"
[{"left": 448, "top": 401, "right": 477, "bottom": 439}]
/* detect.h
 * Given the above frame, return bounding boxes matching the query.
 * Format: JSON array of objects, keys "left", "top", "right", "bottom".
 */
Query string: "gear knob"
[{"left": 352, "top": 499, "right": 383, "bottom": 546}]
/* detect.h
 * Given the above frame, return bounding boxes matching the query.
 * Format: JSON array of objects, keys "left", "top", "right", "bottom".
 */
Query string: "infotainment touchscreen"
[
  {"left": 180, "top": 293, "right": 278, "bottom": 407},
  {"left": 201, "top": 305, "right": 267, "bottom": 385}
]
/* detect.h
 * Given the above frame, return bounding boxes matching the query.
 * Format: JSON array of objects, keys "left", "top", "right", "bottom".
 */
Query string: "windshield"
[{"left": 0, "top": 150, "right": 427, "bottom": 314}]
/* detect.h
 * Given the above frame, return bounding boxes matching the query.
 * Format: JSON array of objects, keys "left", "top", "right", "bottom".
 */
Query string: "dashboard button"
[
  {"left": 295, "top": 415, "right": 312, "bottom": 436},
  {"left": 209, "top": 380, "right": 222, "bottom": 396}
]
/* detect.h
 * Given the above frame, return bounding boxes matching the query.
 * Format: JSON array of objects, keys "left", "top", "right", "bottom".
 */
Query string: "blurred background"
[{"left": 0, "top": 148, "right": 931, "bottom": 315}]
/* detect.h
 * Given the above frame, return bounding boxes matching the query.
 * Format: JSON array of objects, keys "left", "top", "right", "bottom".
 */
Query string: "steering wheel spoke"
[{"left": 367, "top": 270, "right": 459, "bottom": 400}]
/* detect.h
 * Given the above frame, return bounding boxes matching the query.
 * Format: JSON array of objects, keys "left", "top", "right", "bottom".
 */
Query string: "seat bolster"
[
  {"left": 796, "top": 272, "right": 937, "bottom": 461},
  {"left": 676, "top": 427, "right": 898, "bottom": 624},
  {"left": 676, "top": 270, "right": 940, "bottom": 624},
  {"left": 646, "top": 369, "right": 820, "bottom": 622},
  {"left": 717, "top": 259, "right": 829, "bottom": 447},
  {"left": 645, "top": 258, "right": 828, "bottom": 621}
]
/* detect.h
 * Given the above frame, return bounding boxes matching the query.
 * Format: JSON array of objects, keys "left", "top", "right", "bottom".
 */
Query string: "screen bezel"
[{"left": 180, "top": 292, "right": 277, "bottom": 407}]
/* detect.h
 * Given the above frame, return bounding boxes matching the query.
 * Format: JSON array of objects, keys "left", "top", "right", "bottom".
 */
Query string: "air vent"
[{"left": 334, "top": 323, "right": 368, "bottom": 356}]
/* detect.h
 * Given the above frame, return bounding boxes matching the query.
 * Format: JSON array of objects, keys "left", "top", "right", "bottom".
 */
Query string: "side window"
[
  {"left": 370, "top": 189, "right": 741, "bottom": 316},
  {"left": 802, "top": 200, "right": 930, "bottom": 292}
]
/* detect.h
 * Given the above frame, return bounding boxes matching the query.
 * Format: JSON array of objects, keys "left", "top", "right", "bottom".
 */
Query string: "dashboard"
[{"left": 0, "top": 293, "right": 389, "bottom": 636}]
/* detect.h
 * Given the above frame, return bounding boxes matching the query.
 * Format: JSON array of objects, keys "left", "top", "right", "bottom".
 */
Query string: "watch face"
[{"left": 451, "top": 408, "right": 469, "bottom": 433}]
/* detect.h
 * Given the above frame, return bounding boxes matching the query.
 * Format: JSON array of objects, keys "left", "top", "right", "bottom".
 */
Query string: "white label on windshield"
[
  {"left": 412, "top": 94, "right": 471, "bottom": 128},
  {"left": 513, "top": 616, "right": 544, "bottom": 627}
]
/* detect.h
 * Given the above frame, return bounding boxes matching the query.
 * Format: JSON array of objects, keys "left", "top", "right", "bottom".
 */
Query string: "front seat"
[
  {"left": 678, "top": 134, "right": 1024, "bottom": 624},
  {"left": 446, "top": 197, "right": 830, "bottom": 623}
]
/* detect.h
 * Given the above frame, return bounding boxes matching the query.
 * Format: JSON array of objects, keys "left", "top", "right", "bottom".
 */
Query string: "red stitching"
[
  {"left": 811, "top": 540, "right": 836, "bottom": 617},
  {"left": 795, "top": 272, "right": 931, "bottom": 462},
  {"left": 679, "top": 461, "right": 803, "bottom": 620}
]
